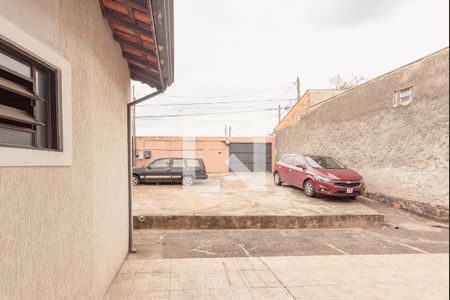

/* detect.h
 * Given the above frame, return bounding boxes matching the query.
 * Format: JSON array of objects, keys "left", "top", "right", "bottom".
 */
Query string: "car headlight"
[{"left": 314, "top": 175, "right": 333, "bottom": 183}]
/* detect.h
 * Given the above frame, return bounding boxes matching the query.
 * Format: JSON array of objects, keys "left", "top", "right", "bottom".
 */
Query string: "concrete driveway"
[{"left": 132, "top": 173, "right": 382, "bottom": 229}]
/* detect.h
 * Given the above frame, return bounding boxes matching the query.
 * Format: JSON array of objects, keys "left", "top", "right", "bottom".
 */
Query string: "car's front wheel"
[
  {"left": 274, "top": 172, "right": 283, "bottom": 186},
  {"left": 132, "top": 175, "right": 141, "bottom": 186},
  {"left": 304, "top": 180, "right": 316, "bottom": 198},
  {"left": 182, "top": 175, "right": 194, "bottom": 186}
]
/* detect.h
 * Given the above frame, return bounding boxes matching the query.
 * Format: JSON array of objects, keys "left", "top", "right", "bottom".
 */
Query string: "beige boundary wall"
[
  {"left": 135, "top": 136, "right": 276, "bottom": 173},
  {"left": 275, "top": 49, "right": 449, "bottom": 222},
  {"left": 0, "top": 1, "right": 130, "bottom": 299},
  {"left": 275, "top": 89, "right": 345, "bottom": 131}
]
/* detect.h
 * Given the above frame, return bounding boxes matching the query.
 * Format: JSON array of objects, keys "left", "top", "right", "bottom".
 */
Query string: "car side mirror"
[
  {"left": 297, "top": 164, "right": 307, "bottom": 169},
  {"left": 146, "top": 165, "right": 152, "bottom": 169}
]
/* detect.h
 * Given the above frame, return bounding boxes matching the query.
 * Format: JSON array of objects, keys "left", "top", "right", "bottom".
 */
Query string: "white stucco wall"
[
  {"left": 0, "top": 0, "right": 131, "bottom": 299},
  {"left": 0, "top": 0, "right": 60, "bottom": 50}
]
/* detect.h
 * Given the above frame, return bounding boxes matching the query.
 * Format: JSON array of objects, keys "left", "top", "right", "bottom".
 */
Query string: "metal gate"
[{"left": 229, "top": 143, "right": 272, "bottom": 172}]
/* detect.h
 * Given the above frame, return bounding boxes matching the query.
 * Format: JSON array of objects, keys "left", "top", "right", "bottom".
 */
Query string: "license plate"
[{"left": 346, "top": 188, "right": 354, "bottom": 194}]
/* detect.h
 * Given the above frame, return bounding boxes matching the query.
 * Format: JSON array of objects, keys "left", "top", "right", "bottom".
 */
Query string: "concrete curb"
[
  {"left": 133, "top": 214, "right": 385, "bottom": 230},
  {"left": 360, "top": 193, "right": 449, "bottom": 223}
]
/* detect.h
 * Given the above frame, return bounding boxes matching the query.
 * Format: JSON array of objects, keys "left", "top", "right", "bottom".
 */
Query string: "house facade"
[
  {"left": 135, "top": 136, "right": 276, "bottom": 173},
  {"left": 0, "top": 1, "right": 173, "bottom": 299},
  {"left": 275, "top": 48, "right": 449, "bottom": 222}
]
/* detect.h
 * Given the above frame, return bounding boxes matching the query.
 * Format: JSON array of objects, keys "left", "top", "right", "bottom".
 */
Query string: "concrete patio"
[
  {"left": 132, "top": 173, "right": 383, "bottom": 229},
  {"left": 104, "top": 253, "right": 449, "bottom": 300},
  {"left": 129, "top": 194, "right": 449, "bottom": 259}
]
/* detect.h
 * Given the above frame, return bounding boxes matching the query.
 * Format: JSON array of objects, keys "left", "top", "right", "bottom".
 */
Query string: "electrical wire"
[
  {"left": 139, "top": 105, "right": 283, "bottom": 111},
  {"left": 228, "top": 83, "right": 296, "bottom": 132},
  {"left": 137, "top": 98, "right": 295, "bottom": 107},
  {"left": 136, "top": 108, "right": 280, "bottom": 119},
  {"left": 156, "top": 82, "right": 293, "bottom": 99},
  {"left": 134, "top": 81, "right": 297, "bottom": 136},
  {"left": 232, "top": 114, "right": 279, "bottom": 131}
]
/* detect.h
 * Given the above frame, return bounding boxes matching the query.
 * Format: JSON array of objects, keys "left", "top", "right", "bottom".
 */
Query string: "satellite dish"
[{"left": 329, "top": 75, "right": 341, "bottom": 86}]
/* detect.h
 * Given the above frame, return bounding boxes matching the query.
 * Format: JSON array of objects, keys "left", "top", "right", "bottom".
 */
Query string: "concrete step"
[{"left": 133, "top": 214, "right": 384, "bottom": 230}]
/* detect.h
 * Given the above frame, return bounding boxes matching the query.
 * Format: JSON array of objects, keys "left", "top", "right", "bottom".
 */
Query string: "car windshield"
[{"left": 305, "top": 156, "right": 345, "bottom": 169}]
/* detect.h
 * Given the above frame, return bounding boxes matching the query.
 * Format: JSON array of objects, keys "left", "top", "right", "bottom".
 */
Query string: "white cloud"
[{"left": 302, "top": 0, "right": 408, "bottom": 27}]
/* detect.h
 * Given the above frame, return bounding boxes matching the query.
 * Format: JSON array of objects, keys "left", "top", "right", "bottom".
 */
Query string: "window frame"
[
  {"left": 0, "top": 39, "right": 61, "bottom": 151},
  {"left": 281, "top": 154, "right": 295, "bottom": 166},
  {"left": 149, "top": 158, "right": 172, "bottom": 169},
  {"left": 185, "top": 159, "right": 202, "bottom": 168},
  {"left": 171, "top": 159, "right": 186, "bottom": 168},
  {"left": 394, "top": 86, "right": 414, "bottom": 107},
  {"left": 292, "top": 155, "right": 306, "bottom": 167},
  {"left": 0, "top": 15, "right": 72, "bottom": 166}
]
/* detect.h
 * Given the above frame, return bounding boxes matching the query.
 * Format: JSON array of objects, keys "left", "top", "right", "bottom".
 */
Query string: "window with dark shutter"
[{"left": 0, "top": 39, "right": 60, "bottom": 150}]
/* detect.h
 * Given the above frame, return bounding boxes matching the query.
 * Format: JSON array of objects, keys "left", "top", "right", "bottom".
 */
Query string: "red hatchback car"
[{"left": 274, "top": 154, "right": 365, "bottom": 198}]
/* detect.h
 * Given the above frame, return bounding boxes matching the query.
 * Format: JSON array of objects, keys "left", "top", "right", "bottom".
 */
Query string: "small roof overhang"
[{"left": 98, "top": 0, "right": 174, "bottom": 90}]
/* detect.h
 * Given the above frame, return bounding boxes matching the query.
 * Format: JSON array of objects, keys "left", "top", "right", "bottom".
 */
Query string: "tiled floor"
[{"left": 104, "top": 254, "right": 449, "bottom": 300}]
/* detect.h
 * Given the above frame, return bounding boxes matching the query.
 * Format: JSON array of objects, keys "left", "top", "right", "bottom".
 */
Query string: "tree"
[{"left": 329, "top": 75, "right": 368, "bottom": 90}]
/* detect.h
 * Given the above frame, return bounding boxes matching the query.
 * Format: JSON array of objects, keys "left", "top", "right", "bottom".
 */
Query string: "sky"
[{"left": 134, "top": 0, "right": 449, "bottom": 137}]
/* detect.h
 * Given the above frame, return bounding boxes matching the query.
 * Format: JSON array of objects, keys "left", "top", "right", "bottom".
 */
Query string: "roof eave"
[
  {"left": 98, "top": 0, "right": 174, "bottom": 90},
  {"left": 150, "top": 0, "right": 174, "bottom": 89}
]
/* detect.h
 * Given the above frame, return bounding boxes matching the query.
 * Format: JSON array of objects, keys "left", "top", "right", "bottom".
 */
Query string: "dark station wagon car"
[{"left": 132, "top": 157, "right": 208, "bottom": 186}]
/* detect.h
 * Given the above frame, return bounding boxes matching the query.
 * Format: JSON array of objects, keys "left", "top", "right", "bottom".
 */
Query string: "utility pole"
[
  {"left": 296, "top": 77, "right": 301, "bottom": 101},
  {"left": 278, "top": 105, "right": 282, "bottom": 123}
]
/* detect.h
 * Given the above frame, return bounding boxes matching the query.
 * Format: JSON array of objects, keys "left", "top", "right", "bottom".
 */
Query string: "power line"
[
  {"left": 232, "top": 113, "right": 279, "bottom": 131},
  {"left": 142, "top": 105, "right": 286, "bottom": 111},
  {"left": 136, "top": 107, "right": 281, "bottom": 119},
  {"left": 137, "top": 98, "right": 295, "bottom": 107},
  {"left": 156, "top": 82, "right": 293, "bottom": 99}
]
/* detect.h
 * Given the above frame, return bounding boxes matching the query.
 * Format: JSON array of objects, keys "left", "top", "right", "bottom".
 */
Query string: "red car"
[{"left": 274, "top": 154, "right": 365, "bottom": 198}]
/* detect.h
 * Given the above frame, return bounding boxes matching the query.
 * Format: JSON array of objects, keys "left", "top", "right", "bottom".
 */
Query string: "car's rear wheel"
[
  {"left": 304, "top": 180, "right": 316, "bottom": 198},
  {"left": 182, "top": 175, "right": 194, "bottom": 186},
  {"left": 274, "top": 172, "right": 283, "bottom": 186},
  {"left": 132, "top": 175, "right": 140, "bottom": 186}
]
